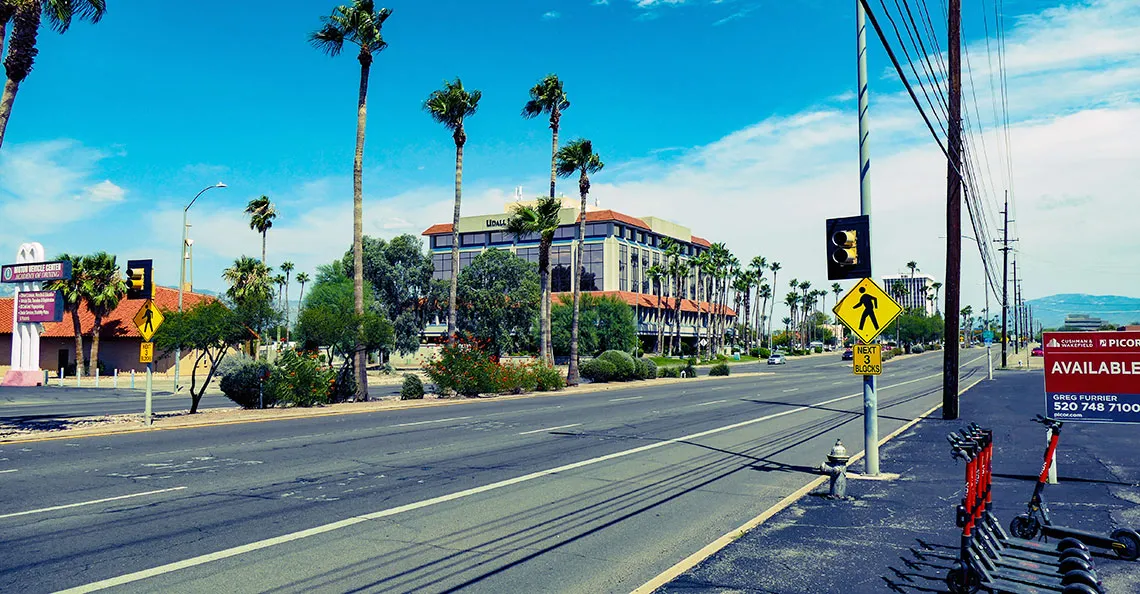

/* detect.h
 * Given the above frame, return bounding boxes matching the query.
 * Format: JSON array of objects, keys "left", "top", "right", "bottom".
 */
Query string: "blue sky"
[{"left": 2, "top": 0, "right": 1139, "bottom": 314}]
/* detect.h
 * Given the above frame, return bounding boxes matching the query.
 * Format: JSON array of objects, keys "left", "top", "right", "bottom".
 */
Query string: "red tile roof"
[
  {"left": 553, "top": 291, "right": 736, "bottom": 317},
  {"left": 422, "top": 223, "right": 453, "bottom": 236},
  {"left": 580, "top": 209, "right": 652, "bottom": 231},
  {"left": 691, "top": 236, "right": 712, "bottom": 248},
  {"left": 0, "top": 286, "right": 214, "bottom": 338}
]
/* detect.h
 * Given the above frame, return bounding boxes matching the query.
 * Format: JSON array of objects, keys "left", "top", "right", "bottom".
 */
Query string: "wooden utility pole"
[
  {"left": 943, "top": 0, "right": 963, "bottom": 420},
  {"left": 1013, "top": 260, "right": 1020, "bottom": 355},
  {"left": 998, "top": 191, "right": 1011, "bottom": 368}
]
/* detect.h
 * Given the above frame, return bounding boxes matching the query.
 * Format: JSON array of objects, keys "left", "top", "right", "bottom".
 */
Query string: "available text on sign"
[
  {"left": 852, "top": 344, "right": 882, "bottom": 375},
  {"left": 1043, "top": 331, "right": 1140, "bottom": 423},
  {"left": 15, "top": 291, "right": 63, "bottom": 323}
]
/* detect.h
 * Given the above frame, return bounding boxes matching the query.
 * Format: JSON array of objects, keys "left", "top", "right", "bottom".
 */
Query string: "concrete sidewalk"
[{"left": 651, "top": 370, "right": 1140, "bottom": 593}]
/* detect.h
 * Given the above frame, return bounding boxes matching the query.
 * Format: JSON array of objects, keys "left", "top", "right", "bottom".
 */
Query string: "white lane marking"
[
  {"left": 0, "top": 469, "right": 17, "bottom": 474},
  {"left": 518, "top": 423, "right": 582, "bottom": 435},
  {"left": 0, "top": 487, "right": 187, "bottom": 520},
  {"left": 57, "top": 362, "right": 981, "bottom": 593},
  {"left": 609, "top": 396, "right": 644, "bottom": 402},
  {"left": 392, "top": 416, "right": 472, "bottom": 427},
  {"left": 696, "top": 400, "right": 727, "bottom": 407},
  {"left": 782, "top": 388, "right": 799, "bottom": 393},
  {"left": 832, "top": 381, "right": 843, "bottom": 385}
]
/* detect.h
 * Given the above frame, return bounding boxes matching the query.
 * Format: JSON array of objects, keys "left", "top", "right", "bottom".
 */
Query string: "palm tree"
[
  {"left": 906, "top": 260, "right": 919, "bottom": 278},
  {"left": 522, "top": 74, "right": 570, "bottom": 199},
  {"left": 784, "top": 292, "right": 800, "bottom": 348},
  {"left": 273, "top": 274, "right": 287, "bottom": 310},
  {"left": 295, "top": 272, "right": 311, "bottom": 309},
  {"left": 781, "top": 317, "right": 793, "bottom": 347},
  {"left": 931, "top": 281, "right": 943, "bottom": 314},
  {"left": 507, "top": 196, "right": 561, "bottom": 364},
  {"left": 891, "top": 280, "right": 909, "bottom": 346},
  {"left": 243, "top": 196, "right": 276, "bottom": 265},
  {"left": 280, "top": 261, "right": 294, "bottom": 341},
  {"left": 81, "top": 252, "right": 126, "bottom": 376},
  {"left": 647, "top": 263, "right": 666, "bottom": 355},
  {"left": 831, "top": 282, "right": 843, "bottom": 323},
  {"left": 424, "top": 77, "right": 481, "bottom": 345},
  {"left": 692, "top": 251, "right": 713, "bottom": 358},
  {"left": 556, "top": 138, "right": 604, "bottom": 384},
  {"left": 0, "top": 0, "right": 106, "bottom": 150},
  {"left": 223, "top": 256, "right": 273, "bottom": 306},
  {"left": 311, "top": 0, "right": 393, "bottom": 400},
  {"left": 749, "top": 256, "right": 767, "bottom": 346},
  {"left": 757, "top": 283, "right": 772, "bottom": 349},
  {"left": 767, "top": 262, "right": 781, "bottom": 349},
  {"left": 798, "top": 280, "right": 812, "bottom": 342},
  {"left": 45, "top": 253, "right": 86, "bottom": 377},
  {"left": 960, "top": 305, "right": 973, "bottom": 345}
]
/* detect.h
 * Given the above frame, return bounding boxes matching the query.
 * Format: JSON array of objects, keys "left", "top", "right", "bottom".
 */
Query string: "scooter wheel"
[
  {"left": 1010, "top": 514, "right": 1041, "bottom": 539},
  {"left": 1057, "top": 537, "right": 1090, "bottom": 553},
  {"left": 1110, "top": 527, "right": 1140, "bottom": 561},
  {"left": 1058, "top": 556, "right": 1094, "bottom": 575},
  {"left": 945, "top": 563, "right": 981, "bottom": 594},
  {"left": 1060, "top": 568, "right": 1100, "bottom": 590},
  {"left": 1059, "top": 547, "right": 1093, "bottom": 563},
  {"left": 1061, "top": 584, "right": 1100, "bottom": 594}
]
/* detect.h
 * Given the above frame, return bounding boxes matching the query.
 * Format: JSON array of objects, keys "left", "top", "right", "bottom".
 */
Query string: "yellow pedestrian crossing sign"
[
  {"left": 833, "top": 278, "right": 902, "bottom": 344},
  {"left": 132, "top": 299, "right": 164, "bottom": 342}
]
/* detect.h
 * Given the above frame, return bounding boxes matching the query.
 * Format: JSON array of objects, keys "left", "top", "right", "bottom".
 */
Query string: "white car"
[{"left": 767, "top": 353, "right": 787, "bottom": 365}]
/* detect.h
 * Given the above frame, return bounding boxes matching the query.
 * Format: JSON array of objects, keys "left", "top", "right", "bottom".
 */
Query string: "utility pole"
[
  {"left": 943, "top": 0, "right": 963, "bottom": 420},
  {"left": 1016, "top": 257, "right": 1026, "bottom": 351},
  {"left": 856, "top": 0, "right": 879, "bottom": 475},
  {"left": 996, "top": 191, "right": 1013, "bottom": 368}
]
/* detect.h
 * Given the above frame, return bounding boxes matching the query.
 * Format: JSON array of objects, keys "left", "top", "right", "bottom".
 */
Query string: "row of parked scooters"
[{"left": 944, "top": 416, "right": 1139, "bottom": 593}]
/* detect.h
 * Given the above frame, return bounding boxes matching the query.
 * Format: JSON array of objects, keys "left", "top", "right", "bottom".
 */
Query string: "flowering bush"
[
  {"left": 268, "top": 349, "right": 335, "bottom": 407},
  {"left": 425, "top": 338, "right": 564, "bottom": 396}
]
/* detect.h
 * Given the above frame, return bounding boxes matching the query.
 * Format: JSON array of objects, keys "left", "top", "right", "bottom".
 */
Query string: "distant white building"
[{"left": 882, "top": 273, "right": 938, "bottom": 316}]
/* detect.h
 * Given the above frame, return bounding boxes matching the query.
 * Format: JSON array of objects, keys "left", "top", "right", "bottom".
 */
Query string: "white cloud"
[
  {"left": 593, "top": 0, "right": 610, "bottom": 5},
  {"left": 83, "top": 180, "right": 127, "bottom": 203},
  {"left": 542, "top": 11, "right": 560, "bottom": 20}
]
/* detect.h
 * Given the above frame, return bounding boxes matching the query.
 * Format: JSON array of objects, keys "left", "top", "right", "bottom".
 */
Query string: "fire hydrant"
[{"left": 817, "top": 439, "right": 851, "bottom": 499}]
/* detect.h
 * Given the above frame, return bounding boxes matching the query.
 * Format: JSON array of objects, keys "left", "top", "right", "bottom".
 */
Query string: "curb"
[
  {"left": 629, "top": 372, "right": 989, "bottom": 594},
  {"left": 0, "top": 371, "right": 776, "bottom": 444}
]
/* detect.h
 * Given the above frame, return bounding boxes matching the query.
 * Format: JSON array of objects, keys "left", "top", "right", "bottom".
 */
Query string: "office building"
[
  {"left": 1062, "top": 314, "right": 1105, "bottom": 331},
  {"left": 422, "top": 198, "right": 735, "bottom": 349},
  {"left": 881, "top": 273, "right": 938, "bottom": 316}
]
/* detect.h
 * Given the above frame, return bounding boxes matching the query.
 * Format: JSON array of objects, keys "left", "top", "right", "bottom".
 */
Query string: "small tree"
[{"left": 154, "top": 301, "right": 249, "bottom": 413}]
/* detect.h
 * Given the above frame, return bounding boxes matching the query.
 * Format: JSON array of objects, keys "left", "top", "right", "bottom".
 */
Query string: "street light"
[{"left": 175, "top": 182, "right": 226, "bottom": 392}]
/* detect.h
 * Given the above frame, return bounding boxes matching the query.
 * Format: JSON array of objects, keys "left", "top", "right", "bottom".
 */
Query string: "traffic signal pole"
[{"left": 856, "top": 0, "right": 879, "bottom": 476}]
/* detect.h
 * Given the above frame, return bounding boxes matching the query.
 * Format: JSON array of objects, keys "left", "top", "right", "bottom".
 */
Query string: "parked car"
[
  {"left": 767, "top": 352, "right": 787, "bottom": 365},
  {"left": 842, "top": 348, "right": 854, "bottom": 361},
  {"left": 1032, "top": 347, "right": 1044, "bottom": 357}
]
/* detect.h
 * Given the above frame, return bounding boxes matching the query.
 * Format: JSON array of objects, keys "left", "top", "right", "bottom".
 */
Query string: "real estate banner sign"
[{"left": 1043, "top": 331, "right": 1140, "bottom": 423}]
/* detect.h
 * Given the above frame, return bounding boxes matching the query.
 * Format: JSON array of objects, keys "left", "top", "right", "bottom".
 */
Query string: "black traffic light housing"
[
  {"left": 126, "top": 259, "right": 153, "bottom": 300},
  {"left": 825, "top": 215, "right": 871, "bottom": 280}
]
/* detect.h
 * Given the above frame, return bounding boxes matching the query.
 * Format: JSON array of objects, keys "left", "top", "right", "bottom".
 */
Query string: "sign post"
[
  {"left": 833, "top": 278, "right": 902, "bottom": 475},
  {"left": 132, "top": 300, "right": 165, "bottom": 425},
  {"left": 984, "top": 330, "right": 995, "bottom": 380}
]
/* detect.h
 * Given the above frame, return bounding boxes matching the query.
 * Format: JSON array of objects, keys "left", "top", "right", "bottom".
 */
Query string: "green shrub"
[
  {"left": 891, "top": 347, "right": 905, "bottom": 357},
  {"left": 270, "top": 349, "right": 335, "bottom": 407},
  {"left": 756, "top": 347, "right": 771, "bottom": 359},
  {"left": 641, "top": 358, "right": 658, "bottom": 379},
  {"left": 681, "top": 362, "right": 697, "bottom": 378},
  {"left": 494, "top": 361, "right": 538, "bottom": 394},
  {"left": 598, "top": 350, "right": 637, "bottom": 381},
  {"left": 581, "top": 358, "right": 617, "bottom": 383},
  {"left": 709, "top": 362, "right": 731, "bottom": 376},
  {"left": 715, "top": 354, "right": 728, "bottom": 362},
  {"left": 425, "top": 339, "right": 498, "bottom": 396},
  {"left": 219, "top": 360, "right": 275, "bottom": 408},
  {"left": 911, "top": 344, "right": 925, "bottom": 354},
  {"left": 633, "top": 357, "right": 649, "bottom": 380},
  {"left": 659, "top": 366, "right": 680, "bottom": 378},
  {"left": 400, "top": 374, "right": 424, "bottom": 400},
  {"left": 814, "top": 346, "right": 823, "bottom": 354},
  {"left": 530, "top": 362, "right": 565, "bottom": 391}
]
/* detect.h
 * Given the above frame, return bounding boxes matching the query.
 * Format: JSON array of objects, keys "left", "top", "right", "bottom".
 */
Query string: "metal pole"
[
  {"left": 145, "top": 362, "right": 153, "bottom": 426},
  {"left": 175, "top": 207, "right": 188, "bottom": 393},
  {"left": 1047, "top": 428, "right": 1058, "bottom": 484},
  {"left": 857, "top": 0, "right": 879, "bottom": 476},
  {"left": 985, "top": 279, "right": 993, "bottom": 380},
  {"left": 942, "top": 0, "right": 963, "bottom": 420}
]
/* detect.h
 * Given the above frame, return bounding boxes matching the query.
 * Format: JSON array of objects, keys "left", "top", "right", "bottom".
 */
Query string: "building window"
[
  {"left": 554, "top": 225, "right": 577, "bottom": 240},
  {"left": 581, "top": 243, "right": 604, "bottom": 291},
  {"left": 629, "top": 248, "right": 641, "bottom": 293},
  {"left": 461, "top": 233, "right": 486, "bottom": 246},
  {"left": 586, "top": 223, "right": 609, "bottom": 237},
  {"left": 515, "top": 231, "right": 540, "bottom": 243},
  {"left": 489, "top": 231, "right": 512, "bottom": 244},
  {"left": 516, "top": 247, "right": 540, "bottom": 264},
  {"left": 459, "top": 251, "right": 479, "bottom": 271},
  {"left": 625, "top": 227, "right": 635, "bottom": 240},
  {"left": 433, "top": 234, "right": 453, "bottom": 248},
  {"left": 432, "top": 252, "right": 452, "bottom": 280},
  {"left": 550, "top": 245, "right": 573, "bottom": 292},
  {"left": 619, "top": 244, "right": 629, "bottom": 292}
]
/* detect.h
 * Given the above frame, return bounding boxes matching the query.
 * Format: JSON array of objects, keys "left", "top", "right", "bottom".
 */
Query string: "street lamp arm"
[{"left": 185, "top": 182, "right": 227, "bottom": 212}]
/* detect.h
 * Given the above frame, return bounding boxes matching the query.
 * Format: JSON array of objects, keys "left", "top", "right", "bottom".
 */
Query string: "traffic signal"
[
  {"left": 126, "top": 259, "right": 153, "bottom": 299},
  {"left": 825, "top": 215, "right": 871, "bottom": 280}
]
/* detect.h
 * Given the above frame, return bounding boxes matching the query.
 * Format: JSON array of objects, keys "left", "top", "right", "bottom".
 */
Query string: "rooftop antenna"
[{"left": 514, "top": 186, "right": 523, "bottom": 201}]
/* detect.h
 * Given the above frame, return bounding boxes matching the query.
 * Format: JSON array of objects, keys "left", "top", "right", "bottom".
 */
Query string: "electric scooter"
[{"left": 1009, "top": 415, "right": 1140, "bottom": 561}]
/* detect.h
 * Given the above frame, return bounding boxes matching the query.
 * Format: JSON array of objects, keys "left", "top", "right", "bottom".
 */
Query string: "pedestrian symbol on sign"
[{"left": 853, "top": 287, "right": 879, "bottom": 330}]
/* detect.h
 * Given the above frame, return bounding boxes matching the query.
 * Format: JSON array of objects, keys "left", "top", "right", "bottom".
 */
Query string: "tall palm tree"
[
  {"left": 45, "top": 253, "right": 86, "bottom": 377},
  {"left": 757, "top": 283, "right": 771, "bottom": 349},
  {"left": 960, "top": 305, "right": 973, "bottom": 345},
  {"left": 556, "top": 138, "right": 603, "bottom": 384},
  {"left": 424, "top": 77, "right": 481, "bottom": 345},
  {"left": 692, "top": 251, "right": 713, "bottom": 358},
  {"left": 244, "top": 196, "right": 277, "bottom": 266},
  {"left": 506, "top": 196, "right": 561, "bottom": 364},
  {"left": 295, "top": 272, "right": 311, "bottom": 309},
  {"left": 831, "top": 282, "right": 843, "bottom": 323},
  {"left": 749, "top": 256, "right": 767, "bottom": 345},
  {"left": 647, "top": 263, "right": 666, "bottom": 355},
  {"left": 798, "top": 280, "right": 812, "bottom": 343},
  {"left": 81, "top": 252, "right": 126, "bottom": 376},
  {"left": 522, "top": 74, "right": 570, "bottom": 199},
  {"left": 931, "top": 281, "right": 943, "bottom": 314},
  {"left": 781, "top": 316, "right": 793, "bottom": 345},
  {"left": 280, "top": 261, "right": 294, "bottom": 341},
  {"left": 891, "top": 280, "right": 908, "bottom": 345},
  {"left": 767, "top": 262, "right": 781, "bottom": 349},
  {"left": 223, "top": 256, "right": 273, "bottom": 306},
  {"left": 311, "top": 0, "right": 393, "bottom": 400},
  {"left": 273, "top": 274, "right": 287, "bottom": 310},
  {"left": 906, "top": 260, "right": 919, "bottom": 278},
  {"left": 734, "top": 271, "right": 754, "bottom": 352},
  {"left": 0, "top": 0, "right": 105, "bottom": 150},
  {"left": 784, "top": 292, "right": 800, "bottom": 347}
]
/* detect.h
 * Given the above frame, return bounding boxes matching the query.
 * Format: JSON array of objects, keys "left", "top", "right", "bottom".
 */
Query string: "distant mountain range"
[{"left": 1025, "top": 294, "right": 1140, "bottom": 329}]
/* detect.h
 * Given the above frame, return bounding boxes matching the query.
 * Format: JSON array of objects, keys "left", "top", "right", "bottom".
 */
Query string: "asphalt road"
[{"left": 0, "top": 348, "right": 992, "bottom": 594}]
